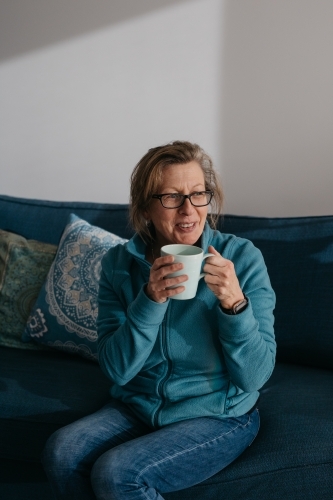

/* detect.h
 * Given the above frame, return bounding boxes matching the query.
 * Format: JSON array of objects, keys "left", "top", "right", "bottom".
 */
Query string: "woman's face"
[{"left": 145, "top": 161, "right": 208, "bottom": 247}]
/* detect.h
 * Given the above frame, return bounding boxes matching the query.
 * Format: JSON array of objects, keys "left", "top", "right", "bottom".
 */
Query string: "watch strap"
[{"left": 221, "top": 296, "right": 248, "bottom": 315}]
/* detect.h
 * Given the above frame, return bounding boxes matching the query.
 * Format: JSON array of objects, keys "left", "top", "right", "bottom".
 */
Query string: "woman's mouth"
[{"left": 177, "top": 222, "right": 196, "bottom": 231}]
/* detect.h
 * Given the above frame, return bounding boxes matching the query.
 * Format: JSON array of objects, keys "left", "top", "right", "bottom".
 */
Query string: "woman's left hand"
[{"left": 203, "top": 246, "right": 244, "bottom": 310}]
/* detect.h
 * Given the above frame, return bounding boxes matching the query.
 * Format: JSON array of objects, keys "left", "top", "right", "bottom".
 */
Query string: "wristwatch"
[{"left": 221, "top": 296, "right": 248, "bottom": 315}]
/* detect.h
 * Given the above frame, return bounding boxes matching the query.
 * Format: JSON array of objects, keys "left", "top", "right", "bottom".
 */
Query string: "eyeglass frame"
[{"left": 151, "top": 190, "right": 214, "bottom": 209}]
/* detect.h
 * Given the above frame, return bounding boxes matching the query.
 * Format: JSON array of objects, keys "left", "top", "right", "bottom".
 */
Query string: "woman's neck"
[{"left": 145, "top": 241, "right": 160, "bottom": 264}]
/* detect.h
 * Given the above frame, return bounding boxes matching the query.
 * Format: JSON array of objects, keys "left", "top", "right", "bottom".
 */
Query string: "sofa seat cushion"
[
  {"left": 166, "top": 362, "right": 333, "bottom": 499},
  {"left": 0, "top": 346, "right": 110, "bottom": 461},
  {"left": 1, "top": 346, "right": 332, "bottom": 497},
  {"left": 0, "top": 459, "right": 53, "bottom": 500}
]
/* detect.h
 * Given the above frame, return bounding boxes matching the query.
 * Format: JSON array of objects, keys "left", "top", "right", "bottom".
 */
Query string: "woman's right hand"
[{"left": 146, "top": 255, "right": 188, "bottom": 303}]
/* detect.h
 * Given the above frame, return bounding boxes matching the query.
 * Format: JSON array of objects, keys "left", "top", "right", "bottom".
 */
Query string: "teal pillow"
[
  {"left": 23, "top": 214, "right": 127, "bottom": 361},
  {"left": 0, "top": 230, "right": 57, "bottom": 350}
]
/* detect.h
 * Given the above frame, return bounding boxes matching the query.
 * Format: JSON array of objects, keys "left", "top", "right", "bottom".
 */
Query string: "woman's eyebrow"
[{"left": 162, "top": 183, "right": 205, "bottom": 192}]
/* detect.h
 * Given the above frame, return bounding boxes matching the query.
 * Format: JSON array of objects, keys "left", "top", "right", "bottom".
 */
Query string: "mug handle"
[{"left": 199, "top": 253, "right": 215, "bottom": 279}]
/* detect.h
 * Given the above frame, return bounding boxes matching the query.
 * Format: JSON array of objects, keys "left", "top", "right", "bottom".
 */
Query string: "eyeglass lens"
[{"left": 161, "top": 192, "right": 212, "bottom": 208}]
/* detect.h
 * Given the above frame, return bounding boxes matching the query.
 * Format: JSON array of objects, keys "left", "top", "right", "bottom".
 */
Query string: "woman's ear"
[{"left": 143, "top": 209, "right": 150, "bottom": 221}]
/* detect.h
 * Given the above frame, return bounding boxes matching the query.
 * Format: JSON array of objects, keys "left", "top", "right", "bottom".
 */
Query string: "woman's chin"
[
  {"left": 173, "top": 233, "right": 201, "bottom": 246},
  {"left": 158, "top": 226, "right": 204, "bottom": 247}
]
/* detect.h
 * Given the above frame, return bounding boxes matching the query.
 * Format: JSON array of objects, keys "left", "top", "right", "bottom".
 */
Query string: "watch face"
[{"left": 234, "top": 298, "right": 248, "bottom": 314}]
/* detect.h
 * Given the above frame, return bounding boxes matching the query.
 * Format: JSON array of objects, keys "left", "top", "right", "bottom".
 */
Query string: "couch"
[{"left": 0, "top": 193, "right": 332, "bottom": 500}]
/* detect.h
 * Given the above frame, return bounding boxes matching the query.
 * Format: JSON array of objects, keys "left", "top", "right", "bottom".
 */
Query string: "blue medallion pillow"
[{"left": 23, "top": 214, "right": 128, "bottom": 361}]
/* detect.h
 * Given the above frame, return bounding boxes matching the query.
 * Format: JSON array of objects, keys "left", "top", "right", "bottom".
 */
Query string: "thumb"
[{"left": 208, "top": 245, "right": 220, "bottom": 256}]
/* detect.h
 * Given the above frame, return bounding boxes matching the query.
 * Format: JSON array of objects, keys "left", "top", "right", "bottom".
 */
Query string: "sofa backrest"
[
  {"left": 0, "top": 195, "right": 134, "bottom": 244},
  {"left": 218, "top": 215, "right": 333, "bottom": 371},
  {"left": 1, "top": 194, "right": 333, "bottom": 371}
]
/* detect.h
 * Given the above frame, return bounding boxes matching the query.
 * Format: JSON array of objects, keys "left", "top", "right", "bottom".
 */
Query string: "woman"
[{"left": 43, "top": 141, "right": 276, "bottom": 499}]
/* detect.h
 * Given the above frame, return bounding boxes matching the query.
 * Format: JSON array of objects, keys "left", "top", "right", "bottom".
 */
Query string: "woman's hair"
[{"left": 130, "top": 141, "right": 224, "bottom": 241}]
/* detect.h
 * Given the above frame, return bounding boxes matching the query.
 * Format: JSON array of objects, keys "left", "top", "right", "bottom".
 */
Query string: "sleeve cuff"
[
  {"left": 127, "top": 284, "right": 169, "bottom": 328},
  {"left": 218, "top": 298, "right": 258, "bottom": 341}
]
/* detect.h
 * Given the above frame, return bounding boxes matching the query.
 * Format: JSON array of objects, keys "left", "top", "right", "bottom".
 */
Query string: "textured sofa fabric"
[
  {"left": 218, "top": 215, "right": 333, "bottom": 370},
  {"left": 0, "top": 195, "right": 134, "bottom": 244},
  {"left": 0, "top": 194, "right": 333, "bottom": 500}
]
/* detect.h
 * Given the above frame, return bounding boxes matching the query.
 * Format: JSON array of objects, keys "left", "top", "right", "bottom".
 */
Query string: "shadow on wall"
[
  {"left": 219, "top": 0, "right": 333, "bottom": 217},
  {"left": 0, "top": 0, "right": 195, "bottom": 62}
]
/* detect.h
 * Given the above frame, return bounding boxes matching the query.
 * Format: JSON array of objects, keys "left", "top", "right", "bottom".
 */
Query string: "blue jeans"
[{"left": 42, "top": 399, "right": 260, "bottom": 500}]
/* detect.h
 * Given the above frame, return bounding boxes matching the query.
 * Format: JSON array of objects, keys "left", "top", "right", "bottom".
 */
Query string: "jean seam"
[
  {"left": 248, "top": 409, "right": 260, "bottom": 446},
  {"left": 135, "top": 416, "right": 252, "bottom": 484}
]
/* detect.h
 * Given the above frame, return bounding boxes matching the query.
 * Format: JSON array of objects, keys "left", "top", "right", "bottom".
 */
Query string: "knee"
[
  {"left": 42, "top": 425, "right": 82, "bottom": 475},
  {"left": 91, "top": 447, "right": 135, "bottom": 497}
]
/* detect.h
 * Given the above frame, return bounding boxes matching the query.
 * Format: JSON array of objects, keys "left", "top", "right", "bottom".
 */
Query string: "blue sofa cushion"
[
  {"left": 0, "top": 346, "right": 110, "bottom": 462},
  {"left": 219, "top": 215, "right": 333, "bottom": 370},
  {"left": 1, "top": 344, "right": 332, "bottom": 500},
  {"left": 0, "top": 195, "right": 134, "bottom": 245},
  {"left": 22, "top": 214, "right": 127, "bottom": 360},
  {"left": 169, "top": 364, "right": 333, "bottom": 500}
]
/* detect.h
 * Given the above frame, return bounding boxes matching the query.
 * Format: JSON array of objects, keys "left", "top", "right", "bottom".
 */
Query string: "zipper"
[
  {"left": 137, "top": 253, "right": 171, "bottom": 427},
  {"left": 153, "top": 305, "right": 171, "bottom": 427}
]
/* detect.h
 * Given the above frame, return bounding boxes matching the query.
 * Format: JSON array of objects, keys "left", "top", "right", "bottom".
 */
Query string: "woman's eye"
[{"left": 165, "top": 194, "right": 180, "bottom": 200}]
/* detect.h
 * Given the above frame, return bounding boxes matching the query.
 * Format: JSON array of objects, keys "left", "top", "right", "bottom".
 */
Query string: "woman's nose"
[{"left": 179, "top": 197, "right": 194, "bottom": 214}]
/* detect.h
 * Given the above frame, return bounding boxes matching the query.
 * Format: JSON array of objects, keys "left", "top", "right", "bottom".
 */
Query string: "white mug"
[{"left": 160, "top": 244, "right": 214, "bottom": 300}]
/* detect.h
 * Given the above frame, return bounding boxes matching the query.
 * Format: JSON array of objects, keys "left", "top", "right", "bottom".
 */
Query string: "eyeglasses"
[{"left": 152, "top": 190, "right": 213, "bottom": 209}]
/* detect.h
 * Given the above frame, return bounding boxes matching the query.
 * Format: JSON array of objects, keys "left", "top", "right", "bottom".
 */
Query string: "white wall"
[
  {"left": 221, "top": 0, "right": 333, "bottom": 217},
  {"left": 0, "top": 0, "right": 332, "bottom": 216},
  {"left": 0, "top": 0, "right": 223, "bottom": 204}
]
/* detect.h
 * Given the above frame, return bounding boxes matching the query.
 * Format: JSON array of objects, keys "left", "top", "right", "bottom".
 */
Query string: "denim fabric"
[{"left": 42, "top": 399, "right": 259, "bottom": 500}]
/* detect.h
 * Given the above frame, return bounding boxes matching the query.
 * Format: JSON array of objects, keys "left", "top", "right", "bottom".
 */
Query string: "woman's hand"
[
  {"left": 203, "top": 246, "right": 244, "bottom": 309},
  {"left": 146, "top": 255, "right": 188, "bottom": 303}
]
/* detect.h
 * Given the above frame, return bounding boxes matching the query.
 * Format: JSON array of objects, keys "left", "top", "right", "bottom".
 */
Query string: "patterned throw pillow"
[
  {"left": 23, "top": 214, "right": 128, "bottom": 361},
  {"left": 0, "top": 230, "right": 57, "bottom": 349}
]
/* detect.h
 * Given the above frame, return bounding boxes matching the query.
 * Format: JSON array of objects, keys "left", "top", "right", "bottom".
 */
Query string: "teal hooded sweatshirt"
[{"left": 97, "top": 223, "right": 276, "bottom": 429}]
